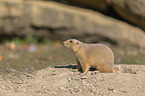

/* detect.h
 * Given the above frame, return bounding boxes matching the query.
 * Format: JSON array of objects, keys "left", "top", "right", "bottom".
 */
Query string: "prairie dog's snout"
[
  {"left": 63, "top": 39, "right": 75, "bottom": 48},
  {"left": 63, "top": 41, "right": 68, "bottom": 48},
  {"left": 63, "top": 41, "right": 66, "bottom": 44}
]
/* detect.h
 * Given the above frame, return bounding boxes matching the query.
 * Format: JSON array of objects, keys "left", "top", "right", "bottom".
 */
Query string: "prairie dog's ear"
[
  {"left": 76, "top": 41, "right": 81, "bottom": 48},
  {"left": 76, "top": 41, "right": 80, "bottom": 45}
]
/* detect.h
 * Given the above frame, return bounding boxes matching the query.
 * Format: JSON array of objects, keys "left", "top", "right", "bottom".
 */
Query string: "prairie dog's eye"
[{"left": 70, "top": 40, "right": 73, "bottom": 43}]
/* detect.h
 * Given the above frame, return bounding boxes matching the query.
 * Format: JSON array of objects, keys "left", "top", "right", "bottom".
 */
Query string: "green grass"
[{"left": 3, "top": 34, "right": 38, "bottom": 45}]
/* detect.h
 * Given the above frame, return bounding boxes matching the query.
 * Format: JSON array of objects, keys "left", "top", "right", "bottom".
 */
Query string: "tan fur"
[{"left": 63, "top": 39, "right": 119, "bottom": 75}]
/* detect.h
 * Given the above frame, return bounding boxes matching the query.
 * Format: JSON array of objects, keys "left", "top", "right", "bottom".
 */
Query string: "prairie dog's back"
[{"left": 83, "top": 44, "right": 114, "bottom": 63}]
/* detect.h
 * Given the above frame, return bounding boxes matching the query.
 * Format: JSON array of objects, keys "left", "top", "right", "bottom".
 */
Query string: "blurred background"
[{"left": 0, "top": 0, "right": 145, "bottom": 75}]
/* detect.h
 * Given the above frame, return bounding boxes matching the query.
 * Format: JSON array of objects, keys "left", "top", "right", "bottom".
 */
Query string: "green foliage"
[
  {"left": 2, "top": 34, "right": 62, "bottom": 45},
  {"left": 12, "top": 37, "right": 23, "bottom": 45},
  {"left": 40, "top": 38, "right": 51, "bottom": 44},
  {"left": 3, "top": 34, "right": 38, "bottom": 45},
  {"left": 24, "top": 34, "right": 37, "bottom": 44}
]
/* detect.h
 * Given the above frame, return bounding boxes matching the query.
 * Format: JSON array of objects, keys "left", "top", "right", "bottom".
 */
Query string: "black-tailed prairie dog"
[{"left": 63, "top": 39, "right": 119, "bottom": 75}]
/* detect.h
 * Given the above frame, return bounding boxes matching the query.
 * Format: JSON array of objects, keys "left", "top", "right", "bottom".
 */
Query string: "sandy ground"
[{"left": 0, "top": 64, "right": 145, "bottom": 96}]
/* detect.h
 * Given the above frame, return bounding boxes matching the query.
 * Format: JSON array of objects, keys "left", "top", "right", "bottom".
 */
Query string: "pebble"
[
  {"left": 44, "top": 90, "right": 50, "bottom": 93},
  {"left": 16, "top": 80, "right": 24, "bottom": 84},
  {"left": 67, "top": 78, "right": 71, "bottom": 82}
]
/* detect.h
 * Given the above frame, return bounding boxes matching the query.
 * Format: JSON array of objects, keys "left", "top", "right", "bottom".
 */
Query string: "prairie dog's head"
[{"left": 63, "top": 39, "right": 82, "bottom": 52}]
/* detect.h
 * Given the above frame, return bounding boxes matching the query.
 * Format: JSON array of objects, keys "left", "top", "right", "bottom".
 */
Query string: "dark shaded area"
[
  {"left": 54, "top": 64, "right": 98, "bottom": 71},
  {"left": 31, "top": 25, "right": 69, "bottom": 32},
  {"left": 54, "top": 64, "right": 77, "bottom": 69},
  {"left": 54, "top": 0, "right": 124, "bottom": 21},
  {"left": 54, "top": 0, "right": 138, "bottom": 27}
]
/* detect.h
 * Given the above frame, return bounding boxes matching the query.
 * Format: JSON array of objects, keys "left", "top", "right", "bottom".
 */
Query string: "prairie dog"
[{"left": 63, "top": 39, "right": 119, "bottom": 75}]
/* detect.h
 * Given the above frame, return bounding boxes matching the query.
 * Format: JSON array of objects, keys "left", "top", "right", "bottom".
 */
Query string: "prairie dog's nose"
[
  {"left": 63, "top": 40, "right": 68, "bottom": 44},
  {"left": 63, "top": 41, "right": 68, "bottom": 48},
  {"left": 63, "top": 41, "right": 66, "bottom": 44}
]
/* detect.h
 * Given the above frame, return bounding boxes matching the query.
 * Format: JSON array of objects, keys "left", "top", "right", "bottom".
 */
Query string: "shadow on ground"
[
  {"left": 54, "top": 64, "right": 77, "bottom": 69},
  {"left": 54, "top": 64, "right": 98, "bottom": 72}
]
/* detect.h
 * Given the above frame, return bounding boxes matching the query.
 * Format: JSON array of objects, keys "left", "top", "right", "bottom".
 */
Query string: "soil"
[{"left": 0, "top": 64, "right": 145, "bottom": 96}]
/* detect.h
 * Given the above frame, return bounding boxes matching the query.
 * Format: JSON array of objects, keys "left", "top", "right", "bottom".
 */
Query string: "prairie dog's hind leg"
[{"left": 98, "top": 63, "right": 114, "bottom": 73}]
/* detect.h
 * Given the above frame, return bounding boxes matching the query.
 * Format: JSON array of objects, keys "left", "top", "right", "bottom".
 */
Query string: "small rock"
[
  {"left": 28, "top": 43, "right": 37, "bottom": 53},
  {"left": 67, "top": 78, "right": 71, "bottom": 82},
  {"left": 16, "top": 80, "right": 24, "bottom": 84},
  {"left": 122, "top": 91, "right": 127, "bottom": 93},
  {"left": 108, "top": 88, "right": 114, "bottom": 91},
  {"left": 44, "top": 90, "right": 50, "bottom": 93},
  {"left": 80, "top": 76, "right": 88, "bottom": 80},
  {"left": 26, "top": 74, "right": 32, "bottom": 77}
]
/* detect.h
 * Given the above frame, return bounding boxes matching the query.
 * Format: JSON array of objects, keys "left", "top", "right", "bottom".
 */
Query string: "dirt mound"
[{"left": 0, "top": 64, "right": 145, "bottom": 96}]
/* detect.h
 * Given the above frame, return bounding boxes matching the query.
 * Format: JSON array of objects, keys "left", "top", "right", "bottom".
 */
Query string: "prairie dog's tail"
[{"left": 113, "top": 70, "right": 120, "bottom": 73}]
